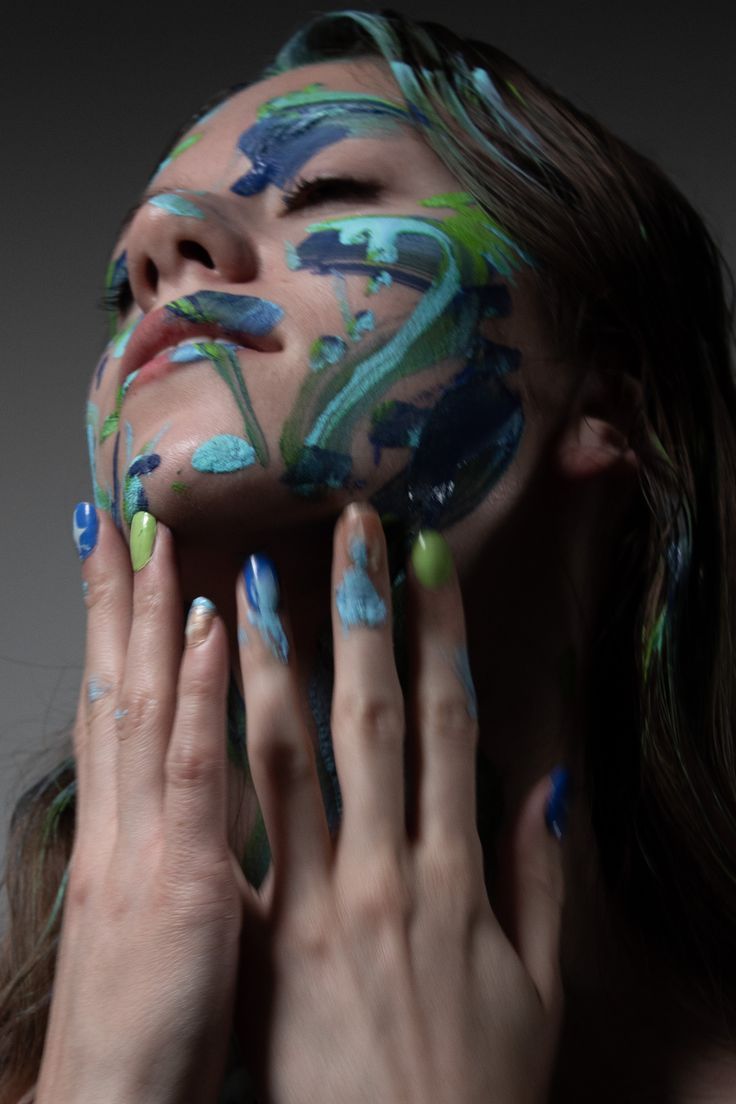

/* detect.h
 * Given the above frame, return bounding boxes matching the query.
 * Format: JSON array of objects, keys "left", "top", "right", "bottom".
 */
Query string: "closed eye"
[{"left": 281, "top": 175, "right": 382, "bottom": 213}]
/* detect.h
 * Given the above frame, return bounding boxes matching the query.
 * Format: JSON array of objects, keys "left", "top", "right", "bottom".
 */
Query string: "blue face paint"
[
  {"left": 243, "top": 554, "right": 289, "bottom": 663},
  {"left": 87, "top": 677, "right": 110, "bottom": 703},
  {"left": 165, "top": 291, "right": 284, "bottom": 335},
  {"left": 231, "top": 86, "right": 412, "bottom": 197},
  {"left": 335, "top": 537, "right": 387, "bottom": 635},
  {"left": 309, "top": 335, "right": 347, "bottom": 373},
  {"left": 192, "top": 434, "right": 257, "bottom": 472},
  {"left": 147, "top": 194, "right": 206, "bottom": 219}
]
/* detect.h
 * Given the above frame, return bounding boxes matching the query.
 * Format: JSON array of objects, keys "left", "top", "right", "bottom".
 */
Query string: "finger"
[
  {"left": 408, "top": 530, "right": 483, "bottom": 867},
  {"left": 116, "top": 511, "right": 183, "bottom": 841},
  {"left": 73, "top": 502, "right": 133, "bottom": 840},
  {"left": 501, "top": 769, "right": 568, "bottom": 1014},
  {"left": 237, "top": 554, "right": 331, "bottom": 910},
  {"left": 163, "top": 599, "right": 257, "bottom": 906},
  {"left": 329, "top": 502, "right": 406, "bottom": 858}
]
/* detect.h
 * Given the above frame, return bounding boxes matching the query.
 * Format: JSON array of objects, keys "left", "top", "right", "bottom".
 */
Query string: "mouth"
[{"left": 117, "top": 292, "right": 284, "bottom": 393}]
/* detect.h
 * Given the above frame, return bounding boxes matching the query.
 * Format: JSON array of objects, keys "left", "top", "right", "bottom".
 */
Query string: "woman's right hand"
[{"left": 34, "top": 505, "right": 257, "bottom": 1104}]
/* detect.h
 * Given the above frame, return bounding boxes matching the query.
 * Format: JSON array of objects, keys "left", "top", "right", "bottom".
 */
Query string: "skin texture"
[{"left": 78, "top": 57, "right": 705, "bottom": 1104}]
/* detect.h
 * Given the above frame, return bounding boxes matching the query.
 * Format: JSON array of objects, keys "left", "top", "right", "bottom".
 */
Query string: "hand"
[
  {"left": 233, "top": 503, "right": 566, "bottom": 1104},
  {"left": 36, "top": 505, "right": 257, "bottom": 1104}
]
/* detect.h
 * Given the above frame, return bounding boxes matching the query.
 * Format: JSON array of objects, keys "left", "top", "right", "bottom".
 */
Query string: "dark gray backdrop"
[{"left": 2, "top": 0, "right": 734, "bottom": 893}]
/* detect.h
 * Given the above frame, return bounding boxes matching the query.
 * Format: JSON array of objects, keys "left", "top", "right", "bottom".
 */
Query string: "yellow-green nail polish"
[
  {"left": 130, "top": 511, "right": 157, "bottom": 572},
  {"left": 410, "top": 530, "right": 453, "bottom": 589}
]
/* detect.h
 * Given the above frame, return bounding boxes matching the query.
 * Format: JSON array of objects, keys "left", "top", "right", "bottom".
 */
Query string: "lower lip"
[{"left": 125, "top": 343, "right": 250, "bottom": 394}]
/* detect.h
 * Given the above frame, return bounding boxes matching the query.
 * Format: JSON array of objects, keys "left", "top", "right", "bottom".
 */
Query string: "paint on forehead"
[
  {"left": 147, "top": 193, "right": 206, "bottom": 219},
  {"left": 165, "top": 290, "right": 284, "bottom": 335},
  {"left": 230, "top": 85, "right": 412, "bottom": 197},
  {"left": 152, "top": 132, "right": 204, "bottom": 179},
  {"left": 280, "top": 192, "right": 526, "bottom": 526}
]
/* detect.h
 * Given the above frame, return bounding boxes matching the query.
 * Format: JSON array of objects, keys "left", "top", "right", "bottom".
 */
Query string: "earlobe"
[{"left": 556, "top": 367, "right": 642, "bottom": 481}]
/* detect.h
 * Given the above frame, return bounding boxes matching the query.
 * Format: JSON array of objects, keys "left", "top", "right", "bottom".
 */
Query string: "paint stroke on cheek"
[
  {"left": 279, "top": 191, "right": 527, "bottom": 526},
  {"left": 192, "top": 434, "right": 257, "bottom": 472},
  {"left": 230, "top": 86, "right": 411, "bottom": 197}
]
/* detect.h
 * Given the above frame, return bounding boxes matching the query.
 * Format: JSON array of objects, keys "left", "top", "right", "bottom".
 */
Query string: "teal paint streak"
[
  {"left": 453, "top": 646, "right": 478, "bottom": 720},
  {"left": 192, "top": 434, "right": 257, "bottom": 472},
  {"left": 335, "top": 537, "right": 387, "bottom": 635},
  {"left": 148, "top": 194, "right": 206, "bottom": 219}
]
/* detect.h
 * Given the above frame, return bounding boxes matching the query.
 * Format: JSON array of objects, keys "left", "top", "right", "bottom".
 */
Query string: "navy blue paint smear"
[
  {"left": 165, "top": 291, "right": 284, "bottom": 335},
  {"left": 369, "top": 400, "right": 432, "bottom": 464},
  {"left": 281, "top": 445, "right": 356, "bottom": 497},
  {"left": 128, "top": 453, "right": 161, "bottom": 478},
  {"left": 293, "top": 230, "right": 436, "bottom": 294},
  {"left": 95, "top": 354, "right": 109, "bottom": 390},
  {"left": 231, "top": 97, "right": 411, "bottom": 197},
  {"left": 372, "top": 342, "right": 523, "bottom": 531}
]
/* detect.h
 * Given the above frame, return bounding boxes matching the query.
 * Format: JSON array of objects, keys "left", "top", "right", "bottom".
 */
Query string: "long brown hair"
[{"left": 2, "top": 9, "right": 735, "bottom": 1097}]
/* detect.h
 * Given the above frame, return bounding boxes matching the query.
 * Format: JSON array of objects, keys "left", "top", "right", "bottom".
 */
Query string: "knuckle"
[
  {"left": 341, "top": 850, "right": 411, "bottom": 927},
  {"left": 333, "top": 692, "right": 405, "bottom": 749},
  {"left": 165, "top": 748, "right": 221, "bottom": 788},
  {"left": 248, "top": 728, "right": 312, "bottom": 787},
  {"left": 419, "top": 695, "right": 478, "bottom": 748},
  {"left": 418, "top": 839, "right": 483, "bottom": 909},
  {"left": 119, "top": 688, "right": 162, "bottom": 735},
  {"left": 133, "top": 584, "right": 164, "bottom": 620},
  {"left": 84, "top": 571, "right": 121, "bottom": 618}
]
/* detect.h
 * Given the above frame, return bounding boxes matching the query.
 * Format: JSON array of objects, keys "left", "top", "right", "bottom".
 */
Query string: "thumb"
[{"left": 501, "top": 767, "right": 569, "bottom": 1014}]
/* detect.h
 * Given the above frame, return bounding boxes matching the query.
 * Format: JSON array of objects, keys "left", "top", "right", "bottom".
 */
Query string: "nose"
[{"left": 124, "top": 191, "right": 259, "bottom": 313}]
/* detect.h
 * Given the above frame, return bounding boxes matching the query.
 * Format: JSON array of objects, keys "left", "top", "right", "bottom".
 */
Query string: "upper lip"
[{"left": 118, "top": 304, "right": 282, "bottom": 388}]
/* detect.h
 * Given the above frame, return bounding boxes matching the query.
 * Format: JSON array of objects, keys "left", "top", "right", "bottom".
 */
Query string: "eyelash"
[
  {"left": 98, "top": 176, "right": 382, "bottom": 317},
  {"left": 281, "top": 174, "right": 382, "bottom": 212}
]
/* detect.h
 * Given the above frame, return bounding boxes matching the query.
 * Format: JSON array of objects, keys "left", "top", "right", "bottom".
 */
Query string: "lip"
[{"left": 117, "top": 302, "right": 282, "bottom": 393}]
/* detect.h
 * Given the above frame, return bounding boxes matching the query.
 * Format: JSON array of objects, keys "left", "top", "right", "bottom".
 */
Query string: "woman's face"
[{"left": 88, "top": 59, "right": 561, "bottom": 544}]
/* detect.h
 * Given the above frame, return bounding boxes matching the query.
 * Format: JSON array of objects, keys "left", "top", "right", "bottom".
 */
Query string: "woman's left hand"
[{"left": 233, "top": 502, "right": 566, "bottom": 1104}]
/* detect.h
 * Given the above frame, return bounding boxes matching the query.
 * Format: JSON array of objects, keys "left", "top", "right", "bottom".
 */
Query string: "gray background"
[{"left": 2, "top": 0, "right": 734, "bottom": 892}]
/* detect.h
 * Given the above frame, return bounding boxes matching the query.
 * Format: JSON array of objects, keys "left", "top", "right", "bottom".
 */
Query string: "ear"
[{"left": 556, "top": 366, "right": 642, "bottom": 481}]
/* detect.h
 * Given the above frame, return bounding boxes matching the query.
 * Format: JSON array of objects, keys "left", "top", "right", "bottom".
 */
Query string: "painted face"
[{"left": 88, "top": 60, "right": 537, "bottom": 540}]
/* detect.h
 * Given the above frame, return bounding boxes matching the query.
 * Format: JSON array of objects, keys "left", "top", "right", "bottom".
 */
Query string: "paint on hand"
[
  {"left": 453, "top": 645, "right": 478, "bottom": 720},
  {"left": 87, "top": 676, "right": 111, "bottom": 703},
  {"left": 244, "top": 554, "right": 289, "bottom": 663},
  {"left": 192, "top": 434, "right": 257, "bottom": 472},
  {"left": 335, "top": 536, "right": 387, "bottom": 634},
  {"left": 147, "top": 193, "right": 206, "bottom": 219}
]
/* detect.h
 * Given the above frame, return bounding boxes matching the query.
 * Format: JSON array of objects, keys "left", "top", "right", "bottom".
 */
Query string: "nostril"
[
  {"left": 179, "top": 240, "right": 215, "bottom": 268},
  {"left": 145, "top": 257, "right": 159, "bottom": 292}
]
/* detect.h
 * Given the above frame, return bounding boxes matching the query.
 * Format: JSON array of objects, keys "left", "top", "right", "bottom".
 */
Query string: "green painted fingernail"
[
  {"left": 410, "top": 530, "right": 453, "bottom": 589},
  {"left": 130, "top": 511, "right": 157, "bottom": 572}
]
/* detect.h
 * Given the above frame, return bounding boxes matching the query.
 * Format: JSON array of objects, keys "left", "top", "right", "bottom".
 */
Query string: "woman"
[{"left": 2, "top": 9, "right": 735, "bottom": 1102}]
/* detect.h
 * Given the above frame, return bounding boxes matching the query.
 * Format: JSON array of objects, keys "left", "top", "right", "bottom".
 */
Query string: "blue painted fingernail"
[
  {"left": 243, "top": 554, "right": 289, "bottom": 663},
  {"left": 545, "top": 765, "right": 570, "bottom": 841},
  {"left": 72, "top": 502, "right": 99, "bottom": 561}
]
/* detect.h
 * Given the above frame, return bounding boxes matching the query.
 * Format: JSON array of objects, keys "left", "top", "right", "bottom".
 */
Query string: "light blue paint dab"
[
  {"left": 169, "top": 342, "right": 210, "bottom": 364},
  {"left": 335, "top": 537, "right": 386, "bottom": 635},
  {"left": 87, "top": 677, "right": 110, "bottom": 703},
  {"left": 114, "top": 708, "right": 129, "bottom": 723},
  {"left": 192, "top": 435, "right": 257, "bottom": 472},
  {"left": 453, "top": 646, "right": 478, "bottom": 720},
  {"left": 366, "top": 271, "right": 392, "bottom": 295},
  {"left": 81, "top": 580, "right": 89, "bottom": 598},
  {"left": 190, "top": 596, "right": 216, "bottom": 613},
  {"left": 112, "top": 314, "right": 141, "bottom": 358},
  {"left": 148, "top": 194, "right": 206, "bottom": 219}
]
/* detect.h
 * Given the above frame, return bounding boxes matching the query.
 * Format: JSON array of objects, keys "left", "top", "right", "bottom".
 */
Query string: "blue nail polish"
[
  {"left": 545, "top": 765, "right": 570, "bottom": 840},
  {"left": 243, "top": 554, "right": 289, "bottom": 663},
  {"left": 72, "top": 502, "right": 99, "bottom": 561}
]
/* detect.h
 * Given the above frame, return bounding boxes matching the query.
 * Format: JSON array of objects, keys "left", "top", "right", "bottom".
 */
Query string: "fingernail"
[
  {"left": 130, "top": 511, "right": 157, "bottom": 572},
  {"left": 545, "top": 765, "right": 570, "bottom": 841},
  {"left": 243, "top": 554, "right": 289, "bottom": 663},
  {"left": 185, "top": 597, "right": 216, "bottom": 647},
  {"left": 336, "top": 503, "right": 387, "bottom": 634},
  {"left": 72, "top": 502, "right": 99, "bottom": 561},
  {"left": 410, "top": 529, "right": 453, "bottom": 589}
]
